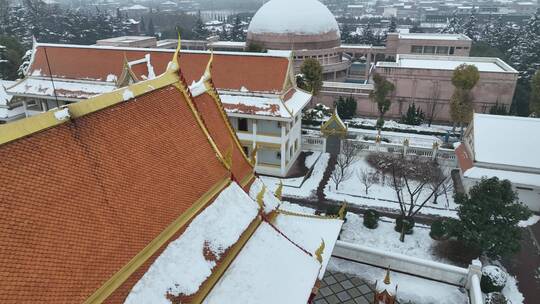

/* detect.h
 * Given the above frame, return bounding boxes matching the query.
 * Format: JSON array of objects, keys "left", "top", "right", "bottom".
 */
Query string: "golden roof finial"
[
  {"left": 275, "top": 180, "right": 283, "bottom": 201},
  {"left": 384, "top": 267, "right": 391, "bottom": 285},
  {"left": 171, "top": 30, "right": 182, "bottom": 70},
  {"left": 250, "top": 145, "right": 258, "bottom": 166},
  {"left": 338, "top": 201, "right": 347, "bottom": 220},
  {"left": 204, "top": 51, "right": 214, "bottom": 81},
  {"left": 315, "top": 239, "right": 325, "bottom": 264},
  {"left": 256, "top": 185, "right": 266, "bottom": 210},
  {"left": 224, "top": 144, "right": 233, "bottom": 170}
]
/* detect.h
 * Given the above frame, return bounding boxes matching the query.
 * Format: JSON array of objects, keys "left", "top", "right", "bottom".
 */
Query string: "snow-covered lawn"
[
  {"left": 349, "top": 127, "right": 444, "bottom": 148},
  {"left": 261, "top": 152, "right": 329, "bottom": 199},
  {"left": 328, "top": 257, "right": 469, "bottom": 304},
  {"left": 325, "top": 155, "right": 459, "bottom": 218},
  {"left": 341, "top": 212, "right": 451, "bottom": 264},
  {"left": 348, "top": 117, "right": 456, "bottom": 135}
]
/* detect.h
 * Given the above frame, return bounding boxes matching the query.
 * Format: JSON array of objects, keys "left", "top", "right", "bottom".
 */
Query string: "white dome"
[{"left": 248, "top": 0, "right": 340, "bottom": 36}]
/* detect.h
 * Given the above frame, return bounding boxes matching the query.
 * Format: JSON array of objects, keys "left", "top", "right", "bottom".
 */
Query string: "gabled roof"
[
  {"left": 321, "top": 108, "right": 348, "bottom": 137},
  {"left": 22, "top": 43, "right": 291, "bottom": 94},
  {"left": 0, "top": 51, "right": 234, "bottom": 303},
  {"left": 472, "top": 113, "right": 540, "bottom": 169}
]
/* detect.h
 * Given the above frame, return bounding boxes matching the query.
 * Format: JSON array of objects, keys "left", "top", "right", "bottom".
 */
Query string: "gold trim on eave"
[{"left": 84, "top": 176, "right": 231, "bottom": 304}]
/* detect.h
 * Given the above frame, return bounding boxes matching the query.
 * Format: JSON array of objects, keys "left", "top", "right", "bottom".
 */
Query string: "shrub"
[
  {"left": 394, "top": 216, "right": 415, "bottom": 234},
  {"left": 430, "top": 219, "right": 450, "bottom": 240},
  {"left": 335, "top": 96, "right": 357, "bottom": 119},
  {"left": 401, "top": 103, "right": 425, "bottom": 126},
  {"left": 485, "top": 292, "right": 508, "bottom": 304},
  {"left": 481, "top": 266, "right": 507, "bottom": 293},
  {"left": 363, "top": 209, "right": 380, "bottom": 229},
  {"left": 362, "top": 135, "right": 391, "bottom": 143}
]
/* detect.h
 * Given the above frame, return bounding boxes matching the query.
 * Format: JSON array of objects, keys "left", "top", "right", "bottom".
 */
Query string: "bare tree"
[
  {"left": 428, "top": 168, "right": 454, "bottom": 208},
  {"left": 330, "top": 140, "right": 363, "bottom": 191},
  {"left": 426, "top": 82, "right": 441, "bottom": 126},
  {"left": 390, "top": 160, "right": 451, "bottom": 242},
  {"left": 358, "top": 169, "right": 379, "bottom": 195}
]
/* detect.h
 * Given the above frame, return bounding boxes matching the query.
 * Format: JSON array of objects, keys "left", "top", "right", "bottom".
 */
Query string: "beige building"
[
  {"left": 374, "top": 55, "right": 518, "bottom": 122},
  {"left": 385, "top": 33, "right": 472, "bottom": 57}
]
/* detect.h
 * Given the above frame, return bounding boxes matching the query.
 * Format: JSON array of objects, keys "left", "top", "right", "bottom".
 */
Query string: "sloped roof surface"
[
  {"left": 0, "top": 84, "right": 230, "bottom": 303},
  {"left": 28, "top": 44, "right": 290, "bottom": 93}
]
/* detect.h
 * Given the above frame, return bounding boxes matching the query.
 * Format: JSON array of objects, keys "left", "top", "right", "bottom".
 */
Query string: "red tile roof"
[
  {"left": 29, "top": 44, "right": 290, "bottom": 93},
  {"left": 192, "top": 91, "right": 254, "bottom": 182},
  {"left": 0, "top": 84, "right": 231, "bottom": 303},
  {"left": 456, "top": 143, "right": 474, "bottom": 173}
]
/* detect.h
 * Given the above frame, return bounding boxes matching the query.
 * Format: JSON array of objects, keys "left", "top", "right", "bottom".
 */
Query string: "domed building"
[{"left": 247, "top": 0, "right": 351, "bottom": 81}]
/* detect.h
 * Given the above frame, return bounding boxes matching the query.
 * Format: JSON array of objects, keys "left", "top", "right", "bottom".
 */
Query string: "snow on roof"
[
  {"left": 472, "top": 113, "right": 540, "bottom": 169},
  {"left": 202, "top": 222, "right": 320, "bottom": 304},
  {"left": 248, "top": 178, "right": 280, "bottom": 214},
  {"left": 125, "top": 182, "right": 260, "bottom": 303},
  {"left": 6, "top": 78, "right": 116, "bottom": 100},
  {"left": 0, "top": 80, "right": 15, "bottom": 106},
  {"left": 284, "top": 89, "right": 312, "bottom": 117},
  {"left": 398, "top": 33, "right": 471, "bottom": 41},
  {"left": 378, "top": 55, "right": 517, "bottom": 73},
  {"left": 220, "top": 93, "right": 289, "bottom": 118},
  {"left": 464, "top": 166, "right": 540, "bottom": 187},
  {"left": 248, "top": 0, "right": 340, "bottom": 35},
  {"left": 273, "top": 213, "right": 343, "bottom": 279},
  {"left": 121, "top": 4, "right": 149, "bottom": 10}
]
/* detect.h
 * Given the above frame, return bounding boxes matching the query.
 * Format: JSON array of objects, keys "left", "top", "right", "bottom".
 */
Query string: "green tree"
[
  {"left": 450, "top": 64, "right": 479, "bottom": 135},
  {"left": 451, "top": 177, "right": 531, "bottom": 258},
  {"left": 335, "top": 96, "right": 357, "bottom": 119},
  {"left": 369, "top": 73, "right": 395, "bottom": 128},
  {"left": 530, "top": 70, "right": 540, "bottom": 115},
  {"left": 0, "top": 35, "right": 24, "bottom": 80},
  {"left": 401, "top": 102, "right": 425, "bottom": 125},
  {"left": 299, "top": 58, "right": 323, "bottom": 95}
]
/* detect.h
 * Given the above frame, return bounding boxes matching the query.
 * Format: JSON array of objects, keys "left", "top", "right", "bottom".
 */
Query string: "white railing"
[
  {"left": 348, "top": 139, "right": 456, "bottom": 163},
  {"left": 302, "top": 135, "right": 325, "bottom": 152},
  {"left": 333, "top": 241, "right": 469, "bottom": 286},
  {"left": 470, "top": 274, "right": 484, "bottom": 304}
]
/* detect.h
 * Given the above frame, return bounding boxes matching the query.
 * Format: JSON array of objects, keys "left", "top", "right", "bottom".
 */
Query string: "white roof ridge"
[{"left": 474, "top": 113, "right": 540, "bottom": 123}]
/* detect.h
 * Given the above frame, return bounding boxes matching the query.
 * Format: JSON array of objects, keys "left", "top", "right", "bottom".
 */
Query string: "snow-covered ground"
[
  {"left": 261, "top": 152, "right": 329, "bottom": 199},
  {"left": 341, "top": 213, "right": 451, "bottom": 263},
  {"left": 325, "top": 156, "right": 458, "bottom": 218},
  {"left": 328, "top": 258, "right": 469, "bottom": 304},
  {"left": 349, "top": 127, "right": 444, "bottom": 148},
  {"left": 348, "top": 117, "right": 456, "bottom": 135}
]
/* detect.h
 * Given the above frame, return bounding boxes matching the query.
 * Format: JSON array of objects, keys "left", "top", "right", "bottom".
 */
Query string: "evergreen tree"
[
  {"left": 510, "top": 9, "right": 540, "bottom": 81},
  {"left": 230, "top": 15, "right": 244, "bottom": 41},
  {"left": 441, "top": 11, "right": 463, "bottom": 34},
  {"left": 219, "top": 24, "right": 229, "bottom": 40},
  {"left": 530, "top": 70, "right": 540, "bottom": 115},
  {"left": 147, "top": 18, "right": 155, "bottom": 37},
  {"left": 192, "top": 15, "right": 209, "bottom": 40},
  {"left": 341, "top": 23, "right": 352, "bottom": 43},
  {"left": 369, "top": 73, "right": 395, "bottom": 128},
  {"left": 450, "top": 178, "right": 531, "bottom": 258},
  {"left": 336, "top": 96, "right": 357, "bottom": 119},
  {"left": 450, "top": 64, "right": 479, "bottom": 134},
  {"left": 463, "top": 8, "right": 479, "bottom": 40},
  {"left": 360, "top": 22, "right": 375, "bottom": 44},
  {"left": 388, "top": 16, "right": 397, "bottom": 33},
  {"left": 299, "top": 58, "right": 323, "bottom": 95},
  {"left": 409, "top": 23, "right": 423, "bottom": 33},
  {"left": 401, "top": 103, "right": 425, "bottom": 125}
]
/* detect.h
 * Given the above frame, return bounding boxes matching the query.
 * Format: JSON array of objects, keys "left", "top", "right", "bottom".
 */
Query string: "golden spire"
[
  {"left": 338, "top": 201, "right": 347, "bottom": 220},
  {"left": 315, "top": 239, "right": 325, "bottom": 264},
  {"left": 256, "top": 185, "right": 266, "bottom": 210},
  {"left": 384, "top": 267, "right": 391, "bottom": 285},
  {"left": 250, "top": 145, "right": 258, "bottom": 166},
  {"left": 204, "top": 51, "right": 214, "bottom": 81},
  {"left": 275, "top": 180, "right": 283, "bottom": 201},
  {"left": 171, "top": 31, "right": 182, "bottom": 70}
]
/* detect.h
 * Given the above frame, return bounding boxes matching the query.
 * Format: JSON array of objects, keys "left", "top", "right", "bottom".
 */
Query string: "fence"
[
  {"left": 302, "top": 135, "right": 326, "bottom": 152},
  {"left": 349, "top": 139, "right": 456, "bottom": 163},
  {"left": 332, "top": 241, "right": 483, "bottom": 302}
]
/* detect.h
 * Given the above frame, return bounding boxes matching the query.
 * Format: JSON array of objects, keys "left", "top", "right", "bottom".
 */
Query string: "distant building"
[
  {"left": 96, "top": 36, "right": 157, "bottom": 48},
  {"left": 6, "top": 43, "right": 310, "bottom": 177},
  {"left": 457, "top": 113, "right": 540, "bottom": 212},
  {"left": 374, "top": 55, "right": 518, "bottom": 122},
  {"left": 1, "top": 80, "right": 24, "bottom": 123}
]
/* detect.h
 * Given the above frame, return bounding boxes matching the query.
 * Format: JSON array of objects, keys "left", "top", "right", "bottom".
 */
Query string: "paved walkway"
[{"left": 313, "top": 270, "right": 376, "bottom": 304}]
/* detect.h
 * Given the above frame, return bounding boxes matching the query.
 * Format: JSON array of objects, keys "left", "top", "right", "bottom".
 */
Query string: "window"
[
  {"left": 436, "top": 46, "right": 449, "bottom": 54},
  {"left": 423, "top": 46, "right": 436, "bottom": 54},
  {"left": 411, "top": 45, "right": 423, "bottom": 54},
  {"left": 456, "top": 47, "right": 463, "bottom": 50},
  {"left": 238, "top": 118, "right": 248, "bottom": 131},
  {"left": 449, "top": 47, "right": 455, "bottom": 55},
  {"left": 276, "top": 152, "right": 281, "bottom": 159},
  {"left": 242, "top": 146, "right": 249, "bottom": 156}
]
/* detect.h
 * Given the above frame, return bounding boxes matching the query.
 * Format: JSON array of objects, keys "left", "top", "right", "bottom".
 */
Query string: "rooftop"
[
  {"left": 472, "top": 113, "right": 540, "bottom": 169},
  {"left": 377, "top": 55, "right": 517, "bottom": 73},
  {"left": 397, "top": 33, "right": 472, "bottom": 41}
]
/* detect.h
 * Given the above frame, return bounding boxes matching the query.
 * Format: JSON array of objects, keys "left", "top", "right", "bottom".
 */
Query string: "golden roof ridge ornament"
[
  {"left": 338, "top": 201, "right": 347, "bottom": 220},
  {"left": 256, "top": 185, "right": 266, "bottom": 210},
  {"left": 315, "top": 239, "right": 325, "bottom": 264},
  {"left": 250, "top": 145, "right": 258, "bottom": 166},
  {"left": 384, "top": 267, "right": 391, "bottom": 284},
  {"left": 275, "top": 180, "right": 283, "bottom": 201},
  {"left": 170, "top": 31, "right": 182, "bottom": 72}
]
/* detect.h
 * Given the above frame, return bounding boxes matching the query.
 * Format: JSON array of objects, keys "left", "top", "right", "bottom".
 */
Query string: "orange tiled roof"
[
  {"left": 0, "top": 84, "right": 231, "bottom": 303},
  {"left": 192, "top": 91, "right": 254, "bottom": 182},
  {"left": 456, "top": 143, "right": 474, "bottom": 173},
  {"left": 29, "top": 44, "right": 290, "bottom": 93}
]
